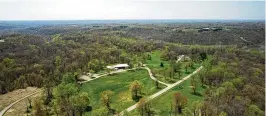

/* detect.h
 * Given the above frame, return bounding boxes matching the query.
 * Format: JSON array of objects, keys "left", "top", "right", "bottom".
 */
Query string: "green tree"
[
  {"left": 245, "top": 105, "right": 264, "bottom": 116},
  {"left": 172, "top": 92, "right": 187, "bottom": 114},
  {"left": 137, "top": 98, "right": 153, "bottom": 116},
  {"left": 155, "top": 80, "right": 159, "bottom": 89},
  {"left": 160, "top": 62, "right": 164, "bottom": 67},
  {"left": 100, "top": 90, "right": 114, "bottom": 110},
  {"left": 190, "top": 78, "right": 197, "bottom": 94},
  {"left": 33, "top": 97, "right": 45, "bottom": 116},
  {"left": 219, "top": 111, "right": 228, "bottom": 116},
  {"left": 129, "top": 80, "right": 142, "bottom": 101},
  {"left": 55, "top": 56, "right": 61, "bottom": 68},
  {"left": 91, "top": 107, "right": 109, "bottom": 116},
  {"left": 70, "top": 92, "right": 90, "bottom": 116},
  {"left": 52, "top": 83, "right": 78, "bottom": 115}
]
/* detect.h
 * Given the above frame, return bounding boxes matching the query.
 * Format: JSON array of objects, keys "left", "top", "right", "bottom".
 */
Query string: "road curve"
[
  {"left": 0, "top": 90, "right": 42, "bottom": 116},
  {"left": 120, "top": 66, "right": 203, "bottom": 115},
  {"left": 141, "top": 54, "right": 184, "bottom": 87}
]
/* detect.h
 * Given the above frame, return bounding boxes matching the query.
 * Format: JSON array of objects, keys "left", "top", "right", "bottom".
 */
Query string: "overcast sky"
[{"left": 0, "top": 0, "right": 264, "bottom": 20}]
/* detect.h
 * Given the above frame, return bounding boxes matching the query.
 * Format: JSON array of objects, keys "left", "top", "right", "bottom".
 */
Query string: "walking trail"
[{"left": 120, "top": 66, "right": 203, "bottom": 115}]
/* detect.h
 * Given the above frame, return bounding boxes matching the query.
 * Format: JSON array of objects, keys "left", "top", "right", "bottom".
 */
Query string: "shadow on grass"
[
  {"left": 109, "top": 108, "right": 116, "bottom": 115},
  {"left": 191, "top": 92, "right": 202, "bottom": 97},
  {"left": 201, "top": 85, "right": 207, "bottom": 89},
  {"left": 132, "top": 95, "right": 143, "bottom": 102},
  {"left": 85, "top": 106, "right": 92, "bottom": 112}
]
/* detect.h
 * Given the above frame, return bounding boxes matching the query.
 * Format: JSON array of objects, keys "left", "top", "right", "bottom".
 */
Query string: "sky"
[{"left": 0, "top": 0, "right": 264, "bottom": 20}]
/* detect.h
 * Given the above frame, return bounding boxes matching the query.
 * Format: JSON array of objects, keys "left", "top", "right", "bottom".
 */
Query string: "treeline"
[
  {"left": 162, "top": 44, "right": 265, "bottom": 116},
  {"left": 0, "top": 33, "right": 157, "bottom": 94}
]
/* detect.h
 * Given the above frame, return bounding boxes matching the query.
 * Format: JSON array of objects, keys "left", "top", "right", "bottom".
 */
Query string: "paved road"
[
  {"left": 120, "top": 66, "right": 203, "bottom": 115},
  {"left": 0, "top": 90, "right": 42, "bottom": 116}
]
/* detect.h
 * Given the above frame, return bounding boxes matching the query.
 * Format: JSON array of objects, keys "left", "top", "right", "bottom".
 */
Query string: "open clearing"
[
  {"left": 146, "top": 50, "right": 201, "bottom": 83},
  {"left": 80, "top": 69, "right": 166, "bottom": 114},
  {"left": 0, "top": 87, "right": 39, "bottom": 111},
  {"left": 130, "top": 71, "right": 206, "bottom": 115}
]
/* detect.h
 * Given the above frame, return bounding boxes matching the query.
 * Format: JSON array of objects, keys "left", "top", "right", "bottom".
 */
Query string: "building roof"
[{"left": 107, "top": 64, "right": 129, "bottom": 69}]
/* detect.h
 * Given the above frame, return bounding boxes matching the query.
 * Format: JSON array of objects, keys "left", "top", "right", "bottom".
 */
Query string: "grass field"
[
  {"left": 80, "top": 69, "right": 166, "bottom": 114},
  {"left": 146, "top": 50, "right": 170, "bottom": 70},
  {"left": 146, "top": 50, "right": 201, "bottom": 83},
  {"left": 150, "top": 76, "right": 206, "bottom": 115},
  {"left": 130, "top": 74, "right": 206, "bottom": 116}
]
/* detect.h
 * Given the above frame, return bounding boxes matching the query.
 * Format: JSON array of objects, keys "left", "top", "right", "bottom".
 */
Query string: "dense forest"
[{"left": 0, "top": 21, "right": 264, "bottom": 116}]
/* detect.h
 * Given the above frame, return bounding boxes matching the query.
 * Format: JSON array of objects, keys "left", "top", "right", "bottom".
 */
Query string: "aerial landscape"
[{"left": 0, "top": 0, "right": 265, "bottom": 116}]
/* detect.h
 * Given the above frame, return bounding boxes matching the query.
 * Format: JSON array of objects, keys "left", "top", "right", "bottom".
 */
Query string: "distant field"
[{"left": 80, "top": 69, "right": 166, "bottom": 114}]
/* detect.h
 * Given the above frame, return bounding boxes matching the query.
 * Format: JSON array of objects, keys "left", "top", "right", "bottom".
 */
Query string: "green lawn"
[
  {"left": 146, "top": 50, "right": 170, "bottom": 70},
  {"left": 146, "top": 50, "right": 201, "bottom": 83},
  {"left": 130, "top": 75, "right": 206, "bottom": 116},
  {"left": 80, "top": 69, "right": 165, "bottom": 114},
  {"left": 151, "top": 76, "right": 206, "bottom": 115}
]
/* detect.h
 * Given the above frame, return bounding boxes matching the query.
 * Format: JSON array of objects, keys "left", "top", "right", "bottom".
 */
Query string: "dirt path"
[
  {"left": 0, "top": 90, "right": 42, "bottom": 116},
  {"left": 143, "top": 66, "right": 170, "bottom": 86},
  {"left": 141, "top": 54, "right": 184, "bottom": 87},
  {"left": 120, "top": 66, "right": 203, "bottom": 115},
  {"left": 176, "top": 55, "right": 184, "bottom": 63}
]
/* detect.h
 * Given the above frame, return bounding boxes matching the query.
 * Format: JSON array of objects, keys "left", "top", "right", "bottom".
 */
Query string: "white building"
[{"left": 107, "top": 64, "right": 129, "bottom": 70}]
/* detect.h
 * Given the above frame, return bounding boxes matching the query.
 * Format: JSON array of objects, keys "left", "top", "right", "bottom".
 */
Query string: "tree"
[
  {"left": 172, "top": 62, "right": 181, "bottom": 73},
  {"left": 160, "top": 62, "right": 164, "bottom": 67},
  {"left": 172, "top": 92, "right": 187, "bottom": 114},
  {"left": 2, "top": 58, "right": 15, "bottom": 67},
  {"left": 100, "top": 90, "right": 114, "bottom": 110},
  {"left": 244, "top": 104, "right": 264, "bottom": 116},
  {"left": 219, "top": 111, "right": 228, "bottom": 116},
  {"left": 148, "top": 54, "right": 152, "bottom": 60},
  {"left": 52, "top": 83, "right": 78, "bottom": 115},
  {"left": 190, "top": 78, "right": 197, "bottom": 94},
  {"left": 55, "top": 56, "right": 61, "bottom": 68},
  {"left": 70, "top": 92, "right": 90, "bottom": 116},
  {"left": 33, "top": 97, "right": 45, "bottom": 116},
  {"left": 200, "top": 52, "right": 207, "bottom": 61},
  {"left": 91, "top": 107, "right": 109, "bottom": 116},
  {"left": 155, "top": 80, "right": 159, "bottom": 89},
  {"left": 129, "top": 80, "right": 142, "bottom": 101},
  {"left": 191, "top": 101, "right": 203, "bottom": 116},
  {"left": 137, "top": 98, "right": 153, "bottom": 116},
  {"left": 184, "top": 62, "right": 189, "bottom": 73},
  {"left": 27, "top": 98, "right": 32, "bottom": 109}
]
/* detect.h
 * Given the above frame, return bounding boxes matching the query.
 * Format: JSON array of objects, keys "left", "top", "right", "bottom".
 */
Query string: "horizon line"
[{"left": 0, "top": 19, "right": 265, "bottom": 21}]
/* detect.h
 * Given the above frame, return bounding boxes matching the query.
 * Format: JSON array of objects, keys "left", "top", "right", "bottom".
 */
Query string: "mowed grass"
[
  {"left": 80, "top": 69, "right": 165, "bottom": 114},
  {"left": 130, "top": 76, "right": 206, "bottom": 116},
  {"left": 151, "top": 76, "right": 206, "bottom": 115},
  {"left": 146, "top": 50, "right": 201, "bottom": 83},
  {"left": 146, "top": 50, "right": 170, "bottom": 70}
]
